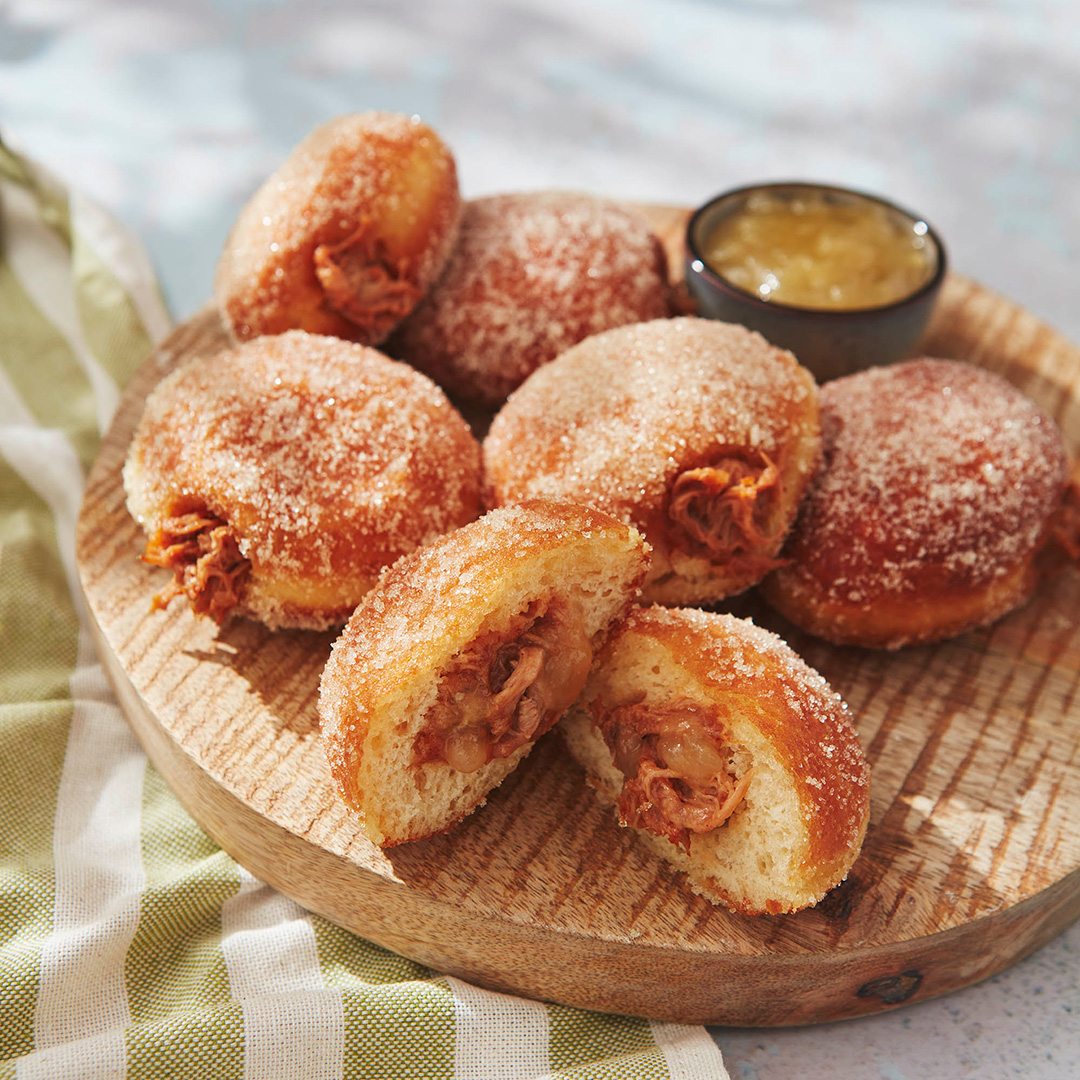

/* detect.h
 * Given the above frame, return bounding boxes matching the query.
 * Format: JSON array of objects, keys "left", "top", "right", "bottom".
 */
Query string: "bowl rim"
[{"left": 685, "top": 180, "right": 948, "bottom": 320}]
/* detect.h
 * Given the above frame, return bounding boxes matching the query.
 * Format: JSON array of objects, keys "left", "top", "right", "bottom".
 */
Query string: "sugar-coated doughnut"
[
  {"left": 483, "top": 317, "right": 821, "bottom": 605},
  {"left": 318, "top": 500, "right": 650, "bottom": 846},
  {"left": 123, "top": 331, "right": 481, "bottom": 630},
  {"left": 562, "top": 606, "right": 870, "bottom": 915},
  {"left": 215, "top": 112, "right": 461, "bottom": 346},
  {"left": 386, "top": 191, "right": 671, "bottom": 406},
  {"left": 760, "top": 358, "right": 1071, "bottom": 649}
]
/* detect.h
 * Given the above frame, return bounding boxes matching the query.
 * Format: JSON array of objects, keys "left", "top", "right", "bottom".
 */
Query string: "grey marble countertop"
[{"left": 4, "top": 2, "right": 1078, "bottom": 1076}]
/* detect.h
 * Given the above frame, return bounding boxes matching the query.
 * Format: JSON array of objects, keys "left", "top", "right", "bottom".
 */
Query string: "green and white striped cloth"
[{"left": 0, "top": 138, "right": 729, "bottom": 1080}]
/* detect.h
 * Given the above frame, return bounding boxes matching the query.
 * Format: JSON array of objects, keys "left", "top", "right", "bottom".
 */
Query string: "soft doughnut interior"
[
  {"left": 562, "top": 607, "right": 870, "bottom": 915},
  {"left": 318, "top": 501, "right": 650, "bottom": 846}
]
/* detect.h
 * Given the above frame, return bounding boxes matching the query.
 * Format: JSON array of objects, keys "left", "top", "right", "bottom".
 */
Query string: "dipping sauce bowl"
[{"left": 685, "top": 182, "right": 947, "bottom": 381}]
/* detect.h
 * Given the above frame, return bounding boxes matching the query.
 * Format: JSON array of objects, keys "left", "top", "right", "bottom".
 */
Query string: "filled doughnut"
[
  {"left": 561, "top": 606, "right": 871, "bottom": 915},
  {"left": 760, "top": 358, "right": 1073, "bottom": 649},
  {"left": 318, "top": 500, "right": 650, "bottom": 846},
  {"left": 123, "top": 330, "right": 481, "bottom": 630},
  {"left": 386, "top": 191, "right": 671, "bottom": 406},
  {"left": 215, "top": 112, "right": 461, "bottom": 346},
  {"left": 483, "top": 317, "right": 821, "bottom": 605}
]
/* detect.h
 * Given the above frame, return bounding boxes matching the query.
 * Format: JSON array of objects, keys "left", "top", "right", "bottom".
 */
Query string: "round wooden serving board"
[{"left": 75, "top": 206, "right": 1080, "bottom": 1026}]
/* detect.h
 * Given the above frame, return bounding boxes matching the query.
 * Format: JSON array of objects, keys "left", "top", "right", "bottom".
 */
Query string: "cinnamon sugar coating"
[
  {"left": 123, "top": 330, "right": 481, "bottom": 629},
  {"left": 483, "top": 317, "right": 821, "bottom": 605},
  {"left": 386, "top": 191, "right": 670, "bottom": 406},
  {"left": 215, "top": 112, "right": 461, "bottom": 346},
  {"left": 761, "top": 358, "right": 1070, "bottom": 648}
]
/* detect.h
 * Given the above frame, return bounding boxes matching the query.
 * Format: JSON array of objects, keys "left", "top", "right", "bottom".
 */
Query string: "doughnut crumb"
[
  {"left": 318, "top": 499, "right": 651, "bottom": 846},
  {"left": 562, "top": 606, "right": 870, "bottom": 915}
]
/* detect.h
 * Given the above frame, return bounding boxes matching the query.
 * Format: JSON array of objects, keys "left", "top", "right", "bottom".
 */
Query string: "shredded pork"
[
  {"left": 313, "top": 220, "right": 421, "bottom": 334},
  {"left": 414, "top": 599, "right": 592, "bottom": 772},
  {"left": 668, "top": 451, "right": 784, "bottom": 563},
  {"left": 142, "top": 509, "right": 250, "bottom": 623},
  {"left": 598, "top": 700, "right": 751, "bottom": 851}
]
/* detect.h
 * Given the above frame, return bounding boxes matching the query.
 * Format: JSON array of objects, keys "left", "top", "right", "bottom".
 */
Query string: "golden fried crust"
[
  {"left": 215, "top": 112, "right": 461, "bottom": 345},
  {"left": 591, "top": 607, "right": 868, "bottom": 884},
  {"left": 318, "top": 499, "right": 650, "bottom": 820},
  {"left": 483, "top": 317, "right": 821, "bottom": 604},
  {"left": 386, "top": 192, "right": 671, "bottom": 406},
  {"left": 123, "top": 331, "right": 481, "bottom": 629},
  {"left": 761, "top": 358, "right": 1070, "bottom": 649}
]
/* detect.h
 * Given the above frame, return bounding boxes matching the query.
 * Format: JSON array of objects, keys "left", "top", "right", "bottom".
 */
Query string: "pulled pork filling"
[
  {"left": 414, "top": 598, "right": 593, "bottom": 773},
  {"left": 597, "top": 699, "right": 752, "bottom": 851},
  {"left": 142, "top": 509, "right": 251, "bottom": 624},
  {"left": 667, "top": 450, "right": 784, "bottom": 567},
  {"left": 313, "top": 220, "right": 421, "bottom": 337}
]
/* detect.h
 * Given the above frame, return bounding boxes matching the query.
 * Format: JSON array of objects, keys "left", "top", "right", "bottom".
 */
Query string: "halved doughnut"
[
  {"left": 561, "top": 606, "right": 870, "bottom": 915},
  {"left": 215, "top": 112, "right": 461, "bottom": 345},
  {"left": 318, "top": 500, "right": 650, "bottom": 846},
  {"left": 483, "top": 317, "right": 821, "bottom": 605},
  {"left": 760, "top": 358, "right": 1073, "bottom": 649},
  {"left": 123, "top": 330, "right": 481, "bottom": 630}
]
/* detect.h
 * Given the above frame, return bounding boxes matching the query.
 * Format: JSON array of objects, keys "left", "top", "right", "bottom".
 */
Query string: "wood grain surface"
[{"left": 75, "top": 205, "right": 1080, "bottom": 1026}]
